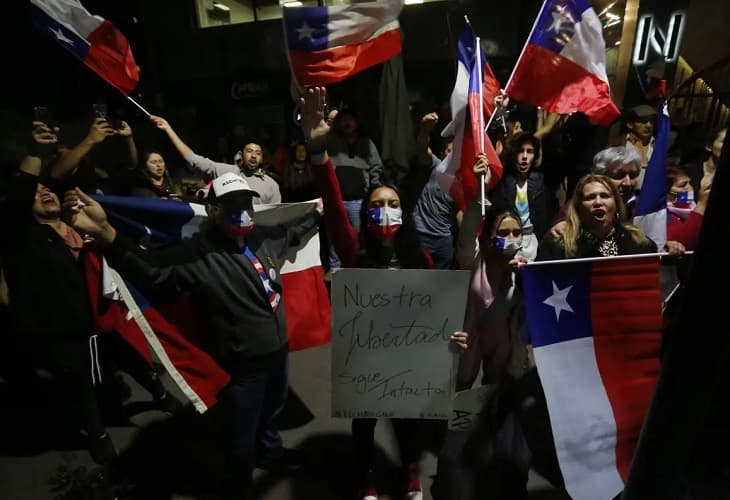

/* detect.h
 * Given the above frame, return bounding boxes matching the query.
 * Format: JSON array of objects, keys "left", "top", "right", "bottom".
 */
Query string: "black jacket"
[
  {"left": 105, "top": 211, "right": 321, "bottom": 372},
  {"left": 536, "top": 224, "right": 658, "bottom": 261},
  {"left": 2, "top": 172, "right": 94, "bottom": 363},
  {"left": 490, "top": 171, "right": 557, "bottom": 240}
]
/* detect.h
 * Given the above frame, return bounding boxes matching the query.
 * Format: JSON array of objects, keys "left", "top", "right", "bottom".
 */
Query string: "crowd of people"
[{"left": 0, "top": 80, "right": 724, "bottom": 500}]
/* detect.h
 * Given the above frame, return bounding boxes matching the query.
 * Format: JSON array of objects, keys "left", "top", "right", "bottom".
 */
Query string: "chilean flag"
[
  {"left": 282, "top": 0, "right": 403, "bottom": 87},
  {"left": 29, "top": 0, "right": 139, "bottom": 95},
  {"left": 87, "top": 196, "right": 331, "bottom": 412},
  {"left": 633, "top": 101, "right": 670, "bottom": 250},
  {"left": 436, "top": 24, "right": 503, "bottom": 212},
  {"left": 506, "top": 0, "right": 620, "bottom": 127},
  {"left": 522, "top": 255, "right": 662, "bottom": 500}
]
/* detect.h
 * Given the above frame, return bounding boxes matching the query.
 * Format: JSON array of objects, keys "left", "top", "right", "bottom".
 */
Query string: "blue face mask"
[{"left": 491, "top": 236, "right": 522, "bottom": 255}]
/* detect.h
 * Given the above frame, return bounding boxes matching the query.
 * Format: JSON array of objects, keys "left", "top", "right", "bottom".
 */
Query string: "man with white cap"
[{"left": 61, "top": 172, "right": 322, "bottom": 499}]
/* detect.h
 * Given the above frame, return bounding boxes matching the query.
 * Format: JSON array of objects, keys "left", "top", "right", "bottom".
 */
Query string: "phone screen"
[
  {"left": 93, "top": 103, "right": 108, "bottom": 119},
  {"left": 34, "top": 106, "right": 52, "bottom": 125}
]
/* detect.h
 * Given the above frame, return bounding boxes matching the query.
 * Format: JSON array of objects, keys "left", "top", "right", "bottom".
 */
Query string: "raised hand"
[
  {"left": 420, "top": 112, "right": 439, "bottom": 133},
  {"left": 300, "top": 86, "right": 338, "bottom": 153},
  {"left": 150, "top": 115, "right": 172, "bottom": 133},
  {"left": 61, "top": 188, "right": 116, "bottom": 244},
  {"left": 31, "top": 121, "right": 59, "bottom": 145},
  {"left": 473, "top": 154, "right": 491, "bottom": 186},
  {"left": 86, "top": 118, "right": 116, "bottom": 145},
  {"left": 494, "top": 89, "right": 509, "bottom": 110},
  {"left": 116, "top": 120, "right": 133, "bottom": 137}
]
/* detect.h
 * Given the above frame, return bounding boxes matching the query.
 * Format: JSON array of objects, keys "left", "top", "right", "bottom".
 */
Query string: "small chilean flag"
[
  {"left": 436, "top": 23, "right": 503, "bottom": 212},
  {"left": 522, "top": 255, "right": 663, "bottom": 500},
  {"left": 282, "top": 0, "right": 403, "bottom": 87},
  {"left": 30, "top": 0, "right": 139, "bottom": 95},
  {"left": 506, "top": 0, "right": 620, "bottom": 127}
]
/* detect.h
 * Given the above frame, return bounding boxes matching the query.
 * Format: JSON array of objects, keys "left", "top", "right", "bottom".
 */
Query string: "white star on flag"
[
  {"left": 50, "top": 27, "right": 74, "bottom": 45},
  {"left": 297, "top": 22, "right": 314, "bottom": 41},
  {"left": 543, "top": 281, "right": 574, "bottom": 320}
]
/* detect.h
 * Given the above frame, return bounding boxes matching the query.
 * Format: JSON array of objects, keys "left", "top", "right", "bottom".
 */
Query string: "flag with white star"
[
  {"left": 505, "top": 0, "right": 620, "bottom": 126},
  {"left": 521, "top": 254, "right": 663, "bottom": 500},
  {"left": 30, "top": 0, "right": 139, "bottom": 95},
  {"left": 282, "top": 0, "right": 403, "bottom": 86}
]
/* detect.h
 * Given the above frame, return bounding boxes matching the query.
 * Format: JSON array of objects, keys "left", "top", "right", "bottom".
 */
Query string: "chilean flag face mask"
[
  {"left": 223, "top": 209, "right": 255, "bottom": 238},
  {"left": 367, "top": 207, "right": 403, "bottom": 241}
]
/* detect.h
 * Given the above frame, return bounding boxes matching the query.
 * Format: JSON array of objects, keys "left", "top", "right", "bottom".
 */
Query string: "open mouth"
[
  {"left": 517, "top": 161, "right": 529, "bottom": 170},
  {"left": 591, "top": 208, "right": 607, "bottom": 222},
  {"left": 40, "top": 195, "right": 57, "bottom": 205}
]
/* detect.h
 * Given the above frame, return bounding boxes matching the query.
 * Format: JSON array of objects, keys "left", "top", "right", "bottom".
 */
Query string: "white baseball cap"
[{"left": 197, "top": 172, "right": 260, "bottom": 201}]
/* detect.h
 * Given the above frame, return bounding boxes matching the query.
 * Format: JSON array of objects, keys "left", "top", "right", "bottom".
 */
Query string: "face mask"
[
  {"left": 667, "top": 190, "right": 696, "bottom": 219},
  {"left": 367, "top": 207, "right": 402, "bottom": 241},
  {"left": 222, "top": 209, "right": 255, "bottom": 238},
  {"left": 491, "top": 236, "right": 522, "bottom": 256}
]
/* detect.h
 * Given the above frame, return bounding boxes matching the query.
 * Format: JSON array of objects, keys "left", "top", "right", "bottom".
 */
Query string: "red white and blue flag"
[
  {"left": 30, "top": 0, "right": 139, "bottom": 95},
  {"left": 505, "top": 0, "right": 620, "bottom": 127},
  {"left": 86, "top": 197, "right": 331, "bottom": 412},
  {"left": 633, "top": 101, "right": 670, "bottom": 250},
  {"left": 521, "top": 255, "right": 663, "bottom": 499},
  {"left": 437, "top": 23, "right": 503, "bottom": 212},
  {"left": 282, "top": 0, "right": 403, "bottom": 87}
]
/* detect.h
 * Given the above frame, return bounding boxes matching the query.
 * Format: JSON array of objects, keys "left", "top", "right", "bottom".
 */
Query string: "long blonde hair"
[{"left": 560, "top": 174, "right": 650, "bottom": 257}]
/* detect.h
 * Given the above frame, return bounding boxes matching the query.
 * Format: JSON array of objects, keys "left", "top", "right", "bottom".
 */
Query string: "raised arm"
[
  {"left": 150, "top": 115, "right": 239, "bottom": 178},
  {"left": 415, "top": 112, "right": 439, "bottom": 167},
  {"left": 116, "top": 120, "right": 138, "bottom": 169},
  {"left": 301, "top": 86, "right": 360, "bottom": 267},
  {"left": 51, "top": 118, "right": 115, "bottom": 180},
  {"left": 455, "top": 156, "right": 489, "bottom": 269},
  {"left": 61, "top": 188, "right": 185, "bottom": 298}
]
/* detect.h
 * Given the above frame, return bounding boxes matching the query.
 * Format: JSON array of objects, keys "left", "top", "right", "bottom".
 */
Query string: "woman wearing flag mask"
[
  {"left": 666, "top": 165, "right": 711, "bottom": 250},
  {"left": 433, "top": 156, "right": 536, "bottom": 500},
  {"left": 301, "top": 86, "right": 468, "bottom": 500}
]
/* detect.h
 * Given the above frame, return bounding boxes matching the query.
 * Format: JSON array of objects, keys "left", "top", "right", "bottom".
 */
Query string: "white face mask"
[
  {"left": 367, "top": 207, "right": 403, "bottom": 241},
  {"left": 491, "top": 236, "right": 522, "bottom": 256}
]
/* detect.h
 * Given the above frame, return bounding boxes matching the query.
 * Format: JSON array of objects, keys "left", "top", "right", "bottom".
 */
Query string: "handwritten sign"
[
  {"left": 331, "top": 269, "right": 470, "bottom": 419},
  {"left": 448, "top": 384, "right": 497, "bottom": 432}
]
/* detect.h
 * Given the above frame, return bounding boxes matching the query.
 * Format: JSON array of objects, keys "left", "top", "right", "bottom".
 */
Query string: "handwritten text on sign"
[{"left": 331, "top": 269, "right": 470, "bottom": 419}]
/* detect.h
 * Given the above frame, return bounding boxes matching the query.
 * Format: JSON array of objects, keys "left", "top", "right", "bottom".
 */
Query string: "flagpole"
[
  {"left": 476, "top": 35, "right": 488, "bottom": 215},
  {"left": 126, "top": 95, "right": 151, "bottom": 117},
  {"left": 522, "top": 250, "right": 694, "bottom": 267},
  {"left": 484, "top": 0, "right": 550, "bottom": 134}
]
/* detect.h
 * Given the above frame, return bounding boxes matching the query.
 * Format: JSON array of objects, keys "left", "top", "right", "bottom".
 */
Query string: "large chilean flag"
[
  {"left": 30, "top": 0, "right": 139, "bottom": 95},
  {"left": 506, "top": 0, "right": 620, "bottom": 127},
  {"left": 282, "top": 0, "right": 403, "bottom": 87},
  {"left": 522, "top": 255, "right": 663, "bottom": 500}
]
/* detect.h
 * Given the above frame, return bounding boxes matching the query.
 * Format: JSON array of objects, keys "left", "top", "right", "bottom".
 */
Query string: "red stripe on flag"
[
  {"left": 289, "top": 28, "right": 401, "bottom": 87},
  {"left": 506, "top": 44, "right": 620, "bottom": 127},
  {"left": 590, "top": 258, "right": 662, "bottom": 480},
  {"left": 85, "top": 20, "right": 139, "bottom": 95},
  {"left": 281, "top": 266, "right": 331, "bottom": 351}
]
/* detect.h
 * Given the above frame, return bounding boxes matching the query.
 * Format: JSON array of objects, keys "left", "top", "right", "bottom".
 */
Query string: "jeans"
[
  {"left": 418, "top": 232, "right": 454, "bottom": 269},
  {"left": 330, "top": 199, "right": 363, "bottom": 269},
  {"left": 221, "top": 354, "right": 289, "bottom": 499}
]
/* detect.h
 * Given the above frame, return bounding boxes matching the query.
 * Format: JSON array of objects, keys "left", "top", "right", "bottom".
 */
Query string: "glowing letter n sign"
[{"left": 633, "top": 12, "right": 686, "bottom": 65}]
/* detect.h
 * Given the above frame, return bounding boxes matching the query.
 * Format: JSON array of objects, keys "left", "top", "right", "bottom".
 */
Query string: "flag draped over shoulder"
[
  {"left": 282, "top": 0, "right": 404, "bottom": 87},
  {"left": 633, "top": 101, "right": 670, "bottom": 250},
  {"left": 521, "top": 255, "right": 663, "bottom": 500},
  {"left": 84, "top": 197, "right": 331, "bottom": 412},
  {"left": 505, "top": 0, "right": 620, "bottom": 127},
  {"left": 436, "top": 24, "right": 503, "bottom": 212},
  {"left": 30, "top": 0, "right": 139, "bottom": 95}
]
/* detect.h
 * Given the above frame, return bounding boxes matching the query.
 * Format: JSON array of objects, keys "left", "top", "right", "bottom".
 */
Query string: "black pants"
[{"left": 352, "top": 417, "right": 422, "bottom": 484}]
